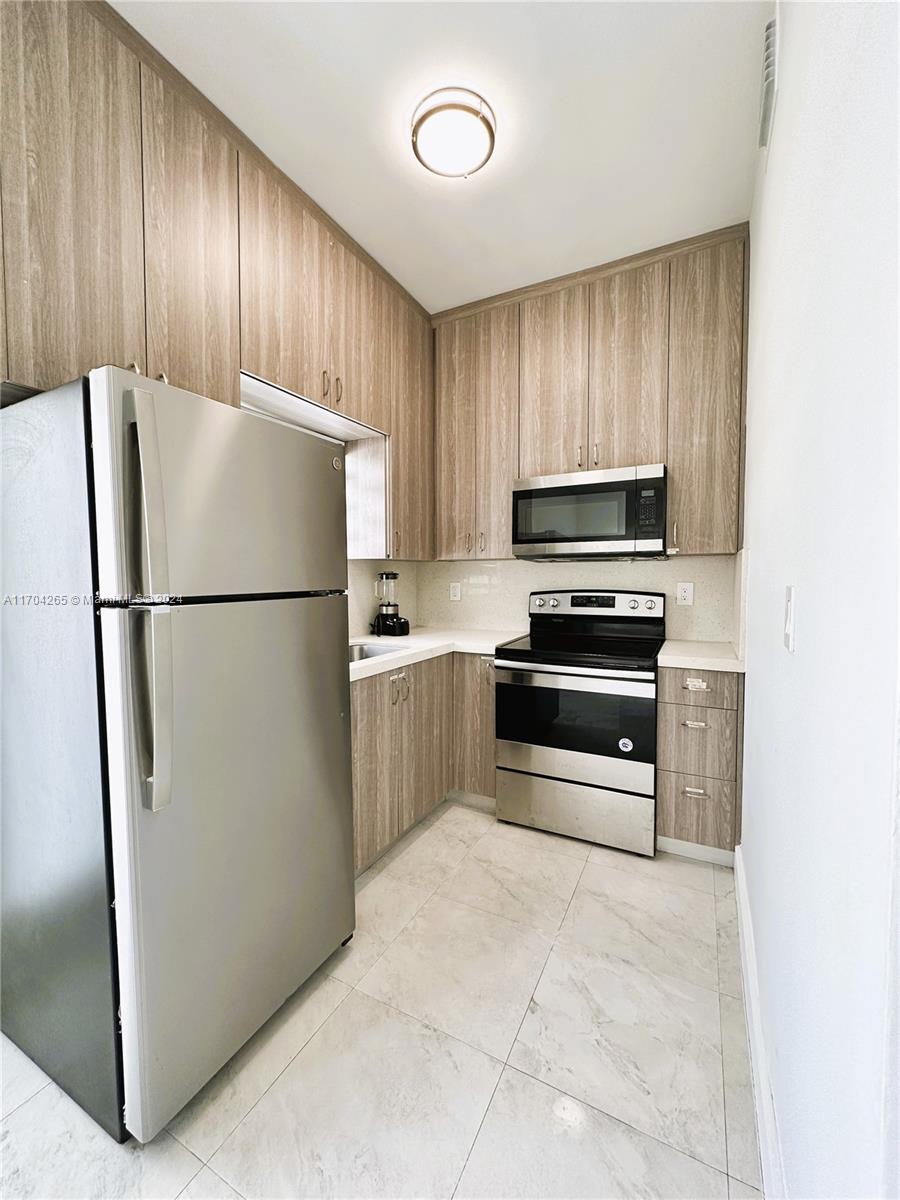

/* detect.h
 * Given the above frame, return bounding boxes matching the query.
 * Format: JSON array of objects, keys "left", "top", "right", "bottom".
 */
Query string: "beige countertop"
[{"left": 349, "top": 627, "right": 744, "bottom": 681}]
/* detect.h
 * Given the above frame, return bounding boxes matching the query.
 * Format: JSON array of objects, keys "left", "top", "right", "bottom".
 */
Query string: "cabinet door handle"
[
  {"left": 127, "top": 361, "right": 142, "bottom": 375},
  {"left": 681, "top": 720, "right": 709, "bottom": 730},
  {"left": 393, "top": 530, "right": 400, "bottom": 555},
  {"left": 683, "top": 678, "right": 710, "bottom": 691},
  {"left": 322, "top": 369, "right": 330, "bottom": 398},
  {"left": 335, "top": 376, "right": 343, "bottom": 404},
  {"left": 683, "top": 786, "right": 708, "bottom": 797},
  {"left": 399, "top": 671, "right": 410, "bottom": 701},
  {"left": 479, "top": 531, "right": 485, "bottom": 552},
  {"left": 577, "top": 444, "right": 583, "bottom": 468},
  {"left": 465, "top": 532, "right": 472, "bottom": 553},
  {"left": 390, "top": 674, "right": 400, "bottom": 705},
  {"left": 592, "top": 443, "right": 599, "bottom": 466},
  {"left": 668, "top": 519, "right": 680, "bottom": 554},
  {"left": 157, "top": 371, "right": 169, "bottom": 386}
]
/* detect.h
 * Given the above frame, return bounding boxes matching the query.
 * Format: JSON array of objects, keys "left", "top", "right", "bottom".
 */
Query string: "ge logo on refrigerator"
[{"left": 618, "top": 738, "right": 634, "bottom": 753}]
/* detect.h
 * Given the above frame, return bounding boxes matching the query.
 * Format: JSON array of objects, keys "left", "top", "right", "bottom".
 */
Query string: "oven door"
[{"left": 495, "top": 665, "right": 656, "bottom": 796}]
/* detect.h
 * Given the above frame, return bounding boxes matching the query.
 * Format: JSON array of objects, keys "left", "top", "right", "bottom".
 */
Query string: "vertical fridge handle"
[
  {"left": 130, "top": 388, "right": 170, "bottom": 600},
  {"left": 144, "top": 609, "right": 174, "bottom": 812}
]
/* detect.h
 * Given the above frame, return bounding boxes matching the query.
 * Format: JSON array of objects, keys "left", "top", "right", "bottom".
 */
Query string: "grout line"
[
  {"left": 347, "top": 988, "right": 506, "bottom": 1069},
  {"left": 172, "top": 1159, "right": 205, "bottom": 1200},
  {"left": 449, "top": 1064, "right": 504, "bottom": 1200},
  {"left": 0, "top": 1079, "right": 51, "bottom": 1124}
]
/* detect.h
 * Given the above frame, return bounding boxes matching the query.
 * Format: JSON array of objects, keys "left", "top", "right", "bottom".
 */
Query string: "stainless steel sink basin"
[{"left": 349, "top": 642, "right": 402, "bottom": 663}]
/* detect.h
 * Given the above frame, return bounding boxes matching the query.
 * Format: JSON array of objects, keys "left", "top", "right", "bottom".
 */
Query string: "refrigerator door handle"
[
  {"left": 131, "top": 388, "right": 171, "bottom": 600},
  {"left": 144, "top": 608, "right": 174, "bottom": 812}
]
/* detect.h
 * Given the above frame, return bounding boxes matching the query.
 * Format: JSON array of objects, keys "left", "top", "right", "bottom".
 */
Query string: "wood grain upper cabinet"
[
  {"left": 300, "top": 209, "right": 333, "bottom": 406},
  {"left": 588, "top": 262, "right": 669, "bottom": 469},
  {"left": 435, "top": 316, "right": 478, "bottom": 558},
  {"left": 667, "top": 240, "right": 744, "bottom": 554},
  {"left": 390, "top": 301, "right": 434, "bottom": 561},
  {"left": 142, "top": 66, "right": 240, "bottom": 405},
  {"left": 1, "top": 2, "right": 145, "bottom": 389},
  {"left": 518, "top": 285, "right": 589, "bottom": 478}
]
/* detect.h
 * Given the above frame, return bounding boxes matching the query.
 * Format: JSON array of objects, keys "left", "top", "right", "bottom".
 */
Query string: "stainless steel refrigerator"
[{"left": 1, "top": 366, "right": 355, "bottom": 1143}]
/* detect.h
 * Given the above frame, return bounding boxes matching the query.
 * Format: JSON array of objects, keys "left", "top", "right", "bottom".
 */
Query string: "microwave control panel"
[{"left": 636, "top": 484, "right": 664, "bottom": 533}]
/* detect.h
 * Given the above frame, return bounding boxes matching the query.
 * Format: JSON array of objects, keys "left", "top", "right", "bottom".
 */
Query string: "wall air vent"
[{"left": 759, "top": 17, "right": 778, "bottom": 148}]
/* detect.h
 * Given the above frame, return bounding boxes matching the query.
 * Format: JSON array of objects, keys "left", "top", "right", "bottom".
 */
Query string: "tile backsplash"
[
  {"left": 416, "top": 556, "right": 738, "bottom": 642},
  {"left": 348, "top": 561, "right": 419, "bottom": 636}
]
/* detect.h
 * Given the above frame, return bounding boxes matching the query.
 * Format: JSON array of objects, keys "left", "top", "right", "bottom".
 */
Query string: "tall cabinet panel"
[
  {"left": 391, "top": 301, "right": 434, "bottom": 561},
  {"left": 667, "top": 240, "right": 744, "bottom": 555},
  {"left": 435, "top": 316, "right": 478, "bottom": 558},
  {"left": 476, "top": 304, "right": 519, "bottom": 558},
  {"left": 518, "top": 285, "right": 589, "bottom": 478},
  {"left": 350, "top": 671, "right": 397, "bottom": 874},
  {"left": 589, "top": 262, "right": 669, "bottom": 469},
  {"left": 142, "top": 66, "right": 240, "bottom": 406},
  {"left": 1, "top": 2, "right": 145, "bottom": 389}
]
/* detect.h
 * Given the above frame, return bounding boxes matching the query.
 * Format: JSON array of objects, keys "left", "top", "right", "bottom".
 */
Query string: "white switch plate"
[
  {"left": 676, "top": 582, "right": 694, "bottom": 606},
  {"left": 449, "top": 582, "right": 461, "bottom": 602},
  {"left": 784, "top": 585, "right": 796, "bottom": 653}
]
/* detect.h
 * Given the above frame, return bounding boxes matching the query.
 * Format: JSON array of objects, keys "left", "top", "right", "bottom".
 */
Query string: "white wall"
[{"left": 741, "top": 4, "right": 898, "bottom": 1198}]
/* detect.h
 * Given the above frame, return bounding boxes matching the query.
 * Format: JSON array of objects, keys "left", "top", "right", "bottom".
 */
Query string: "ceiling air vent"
[{"left": 759, "top": 17, "right": 778, "bottom": 148}]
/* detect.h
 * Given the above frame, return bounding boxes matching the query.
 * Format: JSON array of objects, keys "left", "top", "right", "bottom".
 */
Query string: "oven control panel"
[{"left": 529, "top": 590, "right": 665, "bottom": 617}]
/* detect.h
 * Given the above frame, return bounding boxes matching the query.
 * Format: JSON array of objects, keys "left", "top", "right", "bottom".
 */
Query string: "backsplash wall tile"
[
  {"left": 416, "top": 556, "right": 737, "bottom": 642},
  {"left": 348, "top": 561, "right": 419, "bottom": 636}
]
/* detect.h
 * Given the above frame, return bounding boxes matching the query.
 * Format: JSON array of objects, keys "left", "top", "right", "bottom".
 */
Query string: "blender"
[{"left": 371, "top": 571, "right": 410, "bottom": 636}]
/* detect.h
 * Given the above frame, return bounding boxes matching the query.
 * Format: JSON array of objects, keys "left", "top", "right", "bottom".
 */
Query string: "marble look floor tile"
[
  {"left": 178, "top": 1165, "right": 243, "bottom": 1199},
  {"left": 380, "top": 821, "right": 474, "bottom": 892},
  {"left": 168, "top": 970, "right": 349, "bottom": 1161},
  {"left": 588, "top": 844, "right": 715, "bottom": 894},
  {"left": 559, "top": 861, "right": 718, "bottom": 990},
  {"left": 437, "top": 831, "right": 584, "bottom": 935},
  {"left": 0, "top": 1083, "right": 200, "bottom": 1200},
  {"left": 357, "top": 895, "right": 551, "bottom": 1059},
  {"left": 1, "top": 1034, "right": 50, "bottom": 1119},
  {"left": 716, "top": 888, "right": 743, "bottom": 998},
  {"left": 456, "top": 1066, "right": 729, "bottom": 1200},
  {"left": 715, "top": 865, "right": 736, "bottom": 899},
  {"left": 210, "top": 990, "right": 502, "bottom": 1199},
  {"left": 326, "top": 872, "right": 432, "bottom": 986},
  {"left": 489, "top": 819, "right": 592, "bottom": 861},
  {"left": 721, "top": 994, "right": 761, "bottom": 1189},
  {"left": 509, "top": 941, "right": 726, "bottom": 1171},
  {"left": 728, "top": 1177, "right": 762, "bottom": 1199},
  {"left": 425, "top": 801, "right": 496, "bottom": 845}
]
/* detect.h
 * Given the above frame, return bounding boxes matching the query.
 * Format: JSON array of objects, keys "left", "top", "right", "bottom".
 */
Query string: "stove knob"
[
  {"left": 549, "top": 597, "right": 560, "bottom": 608},
  {"left": 628, "top": 599, "right": 639, "bottom": 610},
  {"left": 645, "top": 599, "right": 656, "bottom": 610},
  {"left": 534, "top": 597, "right": 546, "bottom": 608}
]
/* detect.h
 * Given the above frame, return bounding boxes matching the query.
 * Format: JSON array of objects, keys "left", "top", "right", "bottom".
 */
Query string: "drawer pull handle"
[
  {"left": 683, "top": 786, "right": 708, "bottom": 797},
  {"left": 681, "top": 720, "right": 709, "bottom": 730},
  {"left": 683, "top": 678, "right": 709, "bottom": 691}
]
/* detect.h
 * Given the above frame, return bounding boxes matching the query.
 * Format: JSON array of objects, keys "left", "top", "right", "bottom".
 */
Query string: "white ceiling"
[{"left": 113, "top": 1, "right": 769, "bottom": 313}]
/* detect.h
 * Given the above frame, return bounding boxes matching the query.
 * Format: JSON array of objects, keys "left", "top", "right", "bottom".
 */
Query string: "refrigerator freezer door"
[
  {"left": 90, "top": 367, "right": 348, "bottom": 601},
  {"left": 101, "top": 594, "right": 354, "bottom": 1143}
]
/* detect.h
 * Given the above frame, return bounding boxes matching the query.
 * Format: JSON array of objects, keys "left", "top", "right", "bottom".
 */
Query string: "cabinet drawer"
[
  {"left": 656, "top": 771, "right": 735, "bottom": 850},
  {"left": 658, "top": 668, "right": 738, "bottom": 710},
  {"left": 657, "top": 702, "right": 737, "bottom": 781}
]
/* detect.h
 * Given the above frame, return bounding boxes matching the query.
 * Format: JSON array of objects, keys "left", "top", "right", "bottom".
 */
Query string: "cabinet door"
[
  {"left": 589, "top": 262, "right": 668, "bottom": 469},
  {"left": 390, "top": 302, "right": 434, "bottom": 561},
  {"left": 1, "top": 2, "right": 145, "bottom": 389},
  {"left": 435, "top": 316, "right": 478, "bottom": 559},
  {"left": 476, "top": 305, "right": 519, "bottom": 558},
  {"left": 452, "top": 654, "right": 496, "bottom": 797},
  {"left": 142, "top": 66, "right": 240, "bottom": 406},
  {"left": 667, "top": 241, "right": 743, "bottom": 554},
  {"left": 518, "top": 285, "right": 589, "bottom": 477},
  {"left": 238, "top": 155, "right": 308, "bottom": 398},
  {"left": 399, "top": 656, "right": 453, "bottom": 833},
  {"left": 370, "top": 273, "right": 394, "bottom": 435},
  {"left": 351, "top": 671, "right": 397, "bottom": 874},
  {"left": 301, "top": 209, "right": 333, "bottom": 406}
]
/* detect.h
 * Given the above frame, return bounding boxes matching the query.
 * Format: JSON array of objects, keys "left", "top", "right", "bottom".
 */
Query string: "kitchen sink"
[{"left": 349, "top": 642, "right": 402, "bottom": 663}]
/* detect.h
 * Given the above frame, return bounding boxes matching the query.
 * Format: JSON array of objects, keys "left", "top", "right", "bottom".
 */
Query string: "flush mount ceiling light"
[{"left": 411, "top": 87, "right": 496, "bottom": 178}]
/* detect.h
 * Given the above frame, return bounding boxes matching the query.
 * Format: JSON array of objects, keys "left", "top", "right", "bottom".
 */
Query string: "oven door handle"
[
  {"left": 494, "top": 667, "right": 655, "bottom": 699},
  {"left": 492, "top": 658, "right": 655, "bottom": 682}
]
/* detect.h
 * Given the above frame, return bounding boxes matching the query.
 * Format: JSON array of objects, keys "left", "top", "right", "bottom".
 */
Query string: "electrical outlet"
[
  {"left": 449, "top": 582, "right": 461, "bottom": 602},
  {"left": 676, "top": 582, "right": 694, "bottom": 606}
]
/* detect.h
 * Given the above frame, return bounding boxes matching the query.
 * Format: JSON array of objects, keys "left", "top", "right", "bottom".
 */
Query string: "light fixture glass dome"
[{"left": 411, "top": 87, "right": 496, "bottom": 178}]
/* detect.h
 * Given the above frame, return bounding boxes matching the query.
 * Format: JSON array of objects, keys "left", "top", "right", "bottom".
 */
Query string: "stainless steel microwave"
[{"left": 512, "top": 464, "right": 667, "bottom": 560}]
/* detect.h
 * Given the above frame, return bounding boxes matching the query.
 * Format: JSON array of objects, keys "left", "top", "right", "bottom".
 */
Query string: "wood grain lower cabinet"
[
  {"left": 350, "top": 671, "right": 397, "bottom": 874},
  {"left": 666, "top": 239, "right": 744, "bottom": 554},
  {"left": 1, "top": 1, "right": 146, "bottom": 389},
  {"left": 657, "top": 701, "right": 737, "bottom": 782},
  {"left": 452, "top": 654, "right": 496, "bottom": 797},
  {"left": 656, "top": 771, "right": 735, "bottom": 851},
  {"left": 141, "top": 65, "right": 240, "bottom": 405},
  {"left": 350, "top": 656, "right": 452, "bottom": 874},
  {"left": 658, "top": 666, "right": 738, "bottom": 711}
]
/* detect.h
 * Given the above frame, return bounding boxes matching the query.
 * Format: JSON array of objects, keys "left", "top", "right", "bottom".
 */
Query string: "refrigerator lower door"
[
  {"left": 101, "top": 594, "right": 354, "bottom": 1143},
  {"left": 89, "top": 366, "right": 348, "bottom": 601}
]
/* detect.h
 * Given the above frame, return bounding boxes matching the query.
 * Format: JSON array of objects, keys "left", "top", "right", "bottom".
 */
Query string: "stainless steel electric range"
[{"left": 493, "top": 589, "right": 665, "bottom": 856}]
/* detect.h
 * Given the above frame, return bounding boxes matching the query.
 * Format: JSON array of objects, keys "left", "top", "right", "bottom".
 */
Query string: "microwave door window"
[{"left": 518, "top": 489, "right": 628, "bottom": 542}]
